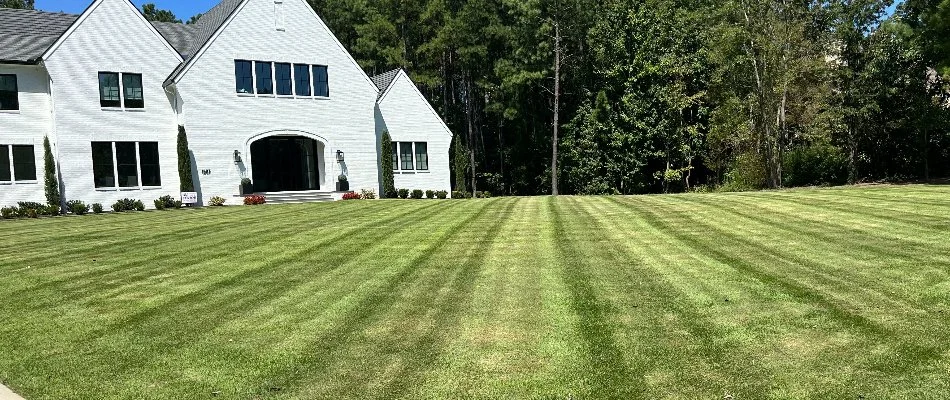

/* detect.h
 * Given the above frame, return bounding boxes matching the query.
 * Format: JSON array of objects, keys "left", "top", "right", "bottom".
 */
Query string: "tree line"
[
  {"left": 6, "top": 0, "right": 948, "bottom": 195},
  {"left": 311, "top": 0, "right": 950, "bottom": 195}
]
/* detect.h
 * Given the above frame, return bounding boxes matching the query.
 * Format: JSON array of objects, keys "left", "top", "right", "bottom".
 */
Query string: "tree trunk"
[
  {"left": 551, "top": 21, "right": 562, "bottom": 196},
  {"left": 466, "top": 77, "right": 477, "bottom": 194}
]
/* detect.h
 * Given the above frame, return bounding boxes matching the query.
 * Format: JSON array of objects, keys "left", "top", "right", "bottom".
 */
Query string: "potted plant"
[
  {"left": 336, "top": 174, "right": 349, "bottom": 192},
  {"left": 240, "top": 178, "right": 254, "bottom": 195}
]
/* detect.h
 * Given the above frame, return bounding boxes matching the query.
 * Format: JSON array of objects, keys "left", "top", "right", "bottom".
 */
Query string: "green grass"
[{"left": 1, "top": 185, "right": 949, "bottom": 399}]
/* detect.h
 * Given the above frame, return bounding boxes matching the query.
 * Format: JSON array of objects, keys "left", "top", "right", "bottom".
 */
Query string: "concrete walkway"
[{"left": 0, "top": 384, "right": 24, "bottom": 400}]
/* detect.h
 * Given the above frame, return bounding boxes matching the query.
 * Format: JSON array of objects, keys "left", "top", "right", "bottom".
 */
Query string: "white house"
[{"left": 0, "top": 0, "right": 453, "bottom": 208}]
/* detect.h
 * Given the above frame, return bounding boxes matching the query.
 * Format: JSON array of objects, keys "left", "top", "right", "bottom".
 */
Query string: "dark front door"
[{"left": 250, "top": 136, "right": 320, "bottom": 192}]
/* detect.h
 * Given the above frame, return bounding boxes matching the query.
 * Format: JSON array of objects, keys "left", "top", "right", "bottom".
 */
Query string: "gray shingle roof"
[
  {"left": 0, "top": 8, "right": 77, "bottom": 63},
  {"left": 164, "top": 0, "right": 244, "bottom": 85},
  {"left": 370, "top": 69, "right": 401, "bottom": 97},
  {"left": 151, "top": 21, "right": 199, "bottom": 57}
]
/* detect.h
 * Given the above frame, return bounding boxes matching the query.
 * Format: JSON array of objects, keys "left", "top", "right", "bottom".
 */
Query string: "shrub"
[
  {"left": 1, "top": 207, "right": 15, "bottom": 219},
  {"left": 112, "top": 198, "right": 140, "bottom": 212},
  {"left": 342, "top": 192, "right": 361, "bottom": 200},
  {"left": 155, "top": 195, "right": 177, "bottom": 209},
  {"left": 26, "top": 208, "right": 38, "bottom": 219},
  {"left": 381, "top": 131, "right": 396, "bottom": 198},
  {"left": 70, "top": 201, "right": 89, "bottom": 216},
  {"left": 14, "top": 207, "right": 27, "bottom": 218},
  {"left": 17, "top": 202, "right": 45, "bottom": 211},
  {"left": 452, "top": 191, "right": 471, "bottom": 199},
  {"left": 134, "top": 200, "right": 145, "bottom": 212},
  {"left": 92, "top": 203, "right": 103, "bottom": 214},
  {"left": 425, "top": 190, "right": 435, "bottom": 199},
  {"left": 178, "top": 125, "right": 195, "bottom": 192},
  {"left": 435, "top": 190, "right": 448, "bottom": 199},
  {"left": 112, "top": 202, "right": 124, "bottom": 213},
  {"left": 411, "top": 189, "right": 424, "bottom": 199},
  {"left": 173, "top": 200, "right": 183, "bottom": 209},
  {"left": 783, "top": 144, "right": 849, "bottom": 187},
  {"left": 38, "top": 205, "right": 59, "bottom": 216},
  {"left": 338, "top": 174, "right": 348, "bottom": 183},
  {"left": 43, "top": 136, "right": 61, "bottom": 209},
  {"left": 244, "top": 195, "right": 266, "bottom": 205},
  {"left": 154, "top": 199, "right": 166, "bottom": 210},
  {"left": 360, "top": 189, "right": 377, "bottom": 200},
  {"left": 398, "top": 189, "right": 410, "bottom": 199},
  {"left": 209, "top": 196, "right": 227, "bottom": 206},
  {"left": 475, "top": 191, "right": 492, "bottom": 198}
]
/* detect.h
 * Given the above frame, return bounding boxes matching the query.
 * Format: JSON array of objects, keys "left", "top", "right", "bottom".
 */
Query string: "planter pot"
[
  {"left": 336, "top": 181, "right": 350, "bottom": 191},
  {"left": 240, "top": 182, "right": 254, "bottom": 195}
]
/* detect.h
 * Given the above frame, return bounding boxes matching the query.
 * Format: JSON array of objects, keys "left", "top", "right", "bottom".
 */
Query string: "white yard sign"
[{"left": 181, "top": 192, "right": 198, "bottom": 204}]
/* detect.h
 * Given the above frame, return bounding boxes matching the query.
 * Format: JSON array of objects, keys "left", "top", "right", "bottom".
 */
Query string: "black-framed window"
[
  {"left": 92, "top": 142, "right": 114, "bottom": 188},
  {"left": 99, "top": 72, "right": 121, "bottom": 108},
  {"left": 391, "top": 142, "right": 398, "bottom": 170},
  {"left": 138, "top": 142, "right": 161, "bottom": 186},
  {"left": 0, "top": 74, "right": 18, "bottom": 111},
  {"left": 415, "top": 142, "right": 428, "bottom": 170},
  {"left": 400, "top": 142, "right": 414, "bottom": 170},
  {"left": 0, "top": 145, "right": 9, "bottom": 181},
  {"left": 313, "top": 65, "right": 328, "bottom": 97},
  {"left": 11, "top": 145, "right": 36, "bottom": 181},
  {"left": 115, "top": 142, "right": 138, "bottom": 188},
  {"left": 122, "top": 73, "right": 144, "bottom": 108},
  {"left": 255, "top": 61, "right": 273, "bottom": 95},
  {"left": 235, "top": 60, "right": 253, "bottom": 93},
  {"left": 275, "top": 63, "right": 292, "bottom": 95},
  {"left": 294, "top": 64, "right": 311, "bottom": 96}
]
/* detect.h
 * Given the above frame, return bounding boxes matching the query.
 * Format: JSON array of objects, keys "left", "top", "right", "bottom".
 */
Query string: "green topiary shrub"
[
  {"left": 398, "top": 189, "right": 410, "bottom": 199},
  {"left": 381, "top": 131, "right": 396, "bottom": 198},
  {"left": 112, "top": 202, "right": 124, "bottom": 213},
  {"left": 173, "top": 200, "right": 183, "bottom": 209},
  {"left": 43, "top": 136, "right": 61, "bottom": 210},
  {"left": 134, "top": 200, "right": 145, "bottom": 211},
  {"left": 178, "top": 125, "right": 195, "bottom": 192},
  {"left": 435, "top": 190, "right": 448, "bottom": 199},
  {"left": 411, "top": 189, "right": 424, "bottom": 199},
  {"left": 154, "top": 199, "right": 166, "bottom": 210},
  {"left": 425, "top": 190, "right": 435, "bottom": 199},
  {"left": 92, "top": 203, "right": 103, "bottom": 214}
]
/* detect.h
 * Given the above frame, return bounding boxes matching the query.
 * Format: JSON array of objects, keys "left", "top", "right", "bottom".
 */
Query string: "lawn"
[{"left": 1, "top": 185, "right": 949, "bottom": 399}]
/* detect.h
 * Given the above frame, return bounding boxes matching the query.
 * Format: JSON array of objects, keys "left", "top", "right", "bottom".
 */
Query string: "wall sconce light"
[
  {"left": 233, "top": 150, "right": 242, "bottom": 165},
  {"left": 336, "top": 150, "right": 345, "bottom": 162}
]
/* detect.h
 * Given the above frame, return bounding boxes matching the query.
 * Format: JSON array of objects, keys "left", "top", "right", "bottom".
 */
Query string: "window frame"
[
  {"left": 399, "top": 142, "right": 414, "bottom": 171},
  {"left": 391, "top": 142, "right": 399, "bottom": 171},
  {"left": 122, "top": 73, "right": 144, "bottom": 109},
  {"left": 312, "top": 65, "right": 329, "bottom": 97},
  {"left": 98, "top": 72, "right": 121, "bottom": 108},
  {"left": 414, "top": 142, "right": 428, "bottom": 171},
  {"left": 275, "top": 62, "right": 293, "bottom": 96},
  {"left": 0, "top": 145, "right": 37, "bottom": 183},
  {"left": 235, "top": 60, "right": 254, "bottom": 94},
  {"left": 293, "top": 63, "right": 311, "bottom": 97},
  {"left": 91, "top": 141, "right": 162, "bottom": 190},
  {"left": 0, "top": 145, "right": 9, "bottom": 182},
  {"left": 0, "top": 74, "right": 18, "bottom": 111},
  {"left": 255, "top": 61, "right": 274, "bottom": 95}
]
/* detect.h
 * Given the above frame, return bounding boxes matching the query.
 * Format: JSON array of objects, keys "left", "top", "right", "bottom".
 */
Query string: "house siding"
[
  {"left": 376, "top": 72, "right": 452, "bottom": 195},
  {"left": 42, "top": 0, "right": 183, "bottom": 207},
  {"left": 175, "top": 0, "right": 380, "bottom": 202},
  {"left": 0, "top": 65, "right": 50, "bottom": 205}
]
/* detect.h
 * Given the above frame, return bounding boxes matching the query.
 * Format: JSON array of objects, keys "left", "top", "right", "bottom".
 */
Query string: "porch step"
[{"left": 253, "top": 191, "right": 336, "bottom": 204}]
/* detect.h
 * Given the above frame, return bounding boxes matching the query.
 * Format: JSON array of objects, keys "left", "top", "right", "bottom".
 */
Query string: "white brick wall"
[
  {"left": 376, "top": 71, "right": 452, "bottom": 195},
  {"left": 0, "top": 65, "right": 50, "bottom": 206},
  {"left": 175, "top": 0, "right": 381, "bottom": 203}
]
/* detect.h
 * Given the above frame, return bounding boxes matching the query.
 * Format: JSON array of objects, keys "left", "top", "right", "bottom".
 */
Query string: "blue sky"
[{"left": 36, "top": 0, "right": 215, "bottom": 20}]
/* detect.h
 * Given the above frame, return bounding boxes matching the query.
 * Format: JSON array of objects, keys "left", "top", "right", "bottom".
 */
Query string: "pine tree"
[
  {"left": 177, "top": 126, "right": 195, "bottom": 192},
  {"left": 381, "top": 131, "right": 396, "bottom": 198},
  {"left": 43, "top": 136, "right": 60, "bottom": 209}
]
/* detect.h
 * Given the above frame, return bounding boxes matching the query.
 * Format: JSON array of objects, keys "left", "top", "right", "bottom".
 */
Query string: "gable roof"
[
  {"left": 0, "top": 8, "right": 77, "bottom": 63},
  {"left": 151, "top": 21, "right": 199, "bottom": 57},
  {"left": 376, "top": 69, "right": 453, "bottom": 136},
  {"left": 370, "top": 69, "right": 401, "bottom": 96},
  {"left": 163, "top": 0, "right": 245, "bottom": 85}
]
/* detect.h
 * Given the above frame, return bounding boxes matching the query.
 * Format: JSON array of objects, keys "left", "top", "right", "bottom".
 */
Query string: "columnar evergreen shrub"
[
  {"left": 452, "top": 135, "right": 467, "bottom": 193},
  {"left": 177, "top": 125, "right": 195, "bottom": 192},
  {"left": 43, "top": 136, "right": 60, "bottom": 210},
  {"left": 381, "top": 131, "right": 396, "bottom": 198}
]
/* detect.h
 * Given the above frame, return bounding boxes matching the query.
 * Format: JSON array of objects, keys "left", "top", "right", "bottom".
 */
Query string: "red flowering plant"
[
  {"left": 243, "top": 195, "right": 266, "bottom": 205},
  {"left": 342, "top": 192, "right": 361, "bottom": 200}
]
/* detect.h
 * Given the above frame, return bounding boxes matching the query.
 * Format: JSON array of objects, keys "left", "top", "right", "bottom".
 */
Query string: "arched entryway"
[{"left": 250, "top": 135, "right": 324, "bottom": 192}]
